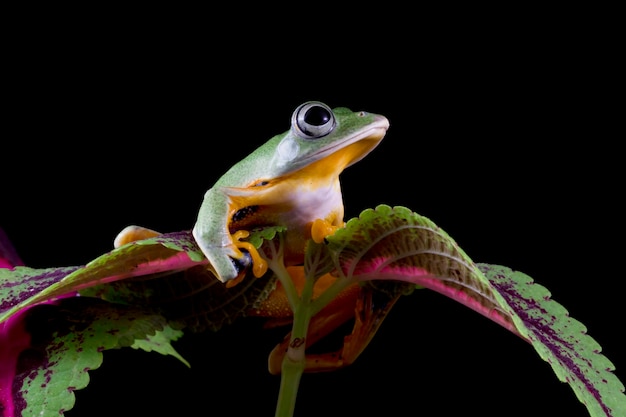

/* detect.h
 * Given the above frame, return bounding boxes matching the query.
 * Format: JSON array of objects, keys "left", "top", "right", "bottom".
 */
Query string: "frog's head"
[
  {"left": 215, "top": 101, "right": 389, "bottom": 195},
  {"left": 270, "top": 101, "right": 390, "bottom": 176}
]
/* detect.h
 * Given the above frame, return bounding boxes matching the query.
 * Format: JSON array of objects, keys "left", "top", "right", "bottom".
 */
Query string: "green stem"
[
  {"left": 272, "top": 261, "right": 299, "bottom": 310},
  {"left": 274, "top": 263, "right": 316, "bottom": 417},
  {"left": 265, "top": 234, "right": 300, "bottom": 311},
  {"left": 274, "top": 356, "right": 304, "bottom": 417}
]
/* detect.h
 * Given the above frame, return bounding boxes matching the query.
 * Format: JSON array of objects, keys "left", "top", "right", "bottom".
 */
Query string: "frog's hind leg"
[
  {"left": 114, "top": 225, "right": 161, "bottom": 247},
  {"left": 267, "top": 283, "right": 403, "bottom": 374}
]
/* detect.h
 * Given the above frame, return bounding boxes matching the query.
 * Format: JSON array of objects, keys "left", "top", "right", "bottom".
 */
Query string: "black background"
[{"left": 2, "top": 13, "right": 623, "bottom": 417}]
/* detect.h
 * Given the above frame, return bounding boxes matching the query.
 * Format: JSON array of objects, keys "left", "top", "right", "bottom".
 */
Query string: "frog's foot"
[
  {"left": 226, "top": 230, "right": 268, "bottom": 288},
  {"left": 114, "top": 225, "right": 161, "bottom": 248},
  {"left": 310, "top": 218, "right": 343, "bottom": 244},
  {"left": 267, "top": 284, "right": 401, "bottom": 374}
]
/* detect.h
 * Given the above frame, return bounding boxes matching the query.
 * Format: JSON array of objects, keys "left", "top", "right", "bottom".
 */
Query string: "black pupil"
[{"left": 304, "top": 106, "right": 330, "bottom": 126}]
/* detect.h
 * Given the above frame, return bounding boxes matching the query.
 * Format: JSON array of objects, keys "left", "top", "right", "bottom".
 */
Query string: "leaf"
[
  {"left": 81, "top": 264, "right": 277, "bottom": 333},
  {"left": 325, "top": 204, "right": 521, "bottom": 335},
  {"left": 1, "top": 266, "right": 81, "bottom": 314},
  {"left": 0, "top": 231, "right": 208, "bottom": 325},
  {"left": 245, "top": 225, "right": 286, "bottom": 249},
  {"left": 131, "top": 326, "right": 190, "bottom": 367},
  {"left": 0, "top": 225, "right": 284, "bottom": 415},
  {"left": 479, "top": 263, "right": 626, "bottom": 417},
  {"left": 79, "top": 228, "right": 281, "bottom": 332},
  {"left": 324, "top": 204, "right": 626, "bottom": 417},
  {"left": 2, "top": 298, "right": 184, "bottom": 417}
]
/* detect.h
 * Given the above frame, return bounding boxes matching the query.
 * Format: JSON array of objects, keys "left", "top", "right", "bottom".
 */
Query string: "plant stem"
[
  {"left": 274, "top": 351, "right": 305, "bottom": 417},
  {"left": 274, "top": 265, "right": 316, "bottom": 417}
]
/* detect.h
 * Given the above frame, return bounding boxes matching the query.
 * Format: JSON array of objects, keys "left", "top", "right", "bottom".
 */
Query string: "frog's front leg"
[
  {"left": 192, "top": 188, "right": 268, "bottom": 286},
  {"left": 193, "top": 223, "right": 262, "bottom": 288}
]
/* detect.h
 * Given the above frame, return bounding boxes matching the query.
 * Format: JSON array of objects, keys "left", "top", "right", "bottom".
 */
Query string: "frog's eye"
[{"left": 292, "top": 101, "right": 336, "bottom": 139}]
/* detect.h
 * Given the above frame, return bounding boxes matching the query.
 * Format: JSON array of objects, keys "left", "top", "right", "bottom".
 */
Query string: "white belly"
[{"left": 284, "top": 181, "right": 344, "bottom": 230}]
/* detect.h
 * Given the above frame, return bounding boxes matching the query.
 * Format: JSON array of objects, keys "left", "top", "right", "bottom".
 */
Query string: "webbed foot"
[
  {"left": 114, "top": 225, "right": 161, "bottom": 248},
  {"left": 224, "top": 230, "right": 269, "bottom": 288},
  {"left": 311, "top": 218, "right": 342, "bottom": 243}
]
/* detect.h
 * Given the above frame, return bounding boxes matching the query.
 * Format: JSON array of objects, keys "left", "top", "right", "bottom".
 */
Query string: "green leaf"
[
  {"left": 2, "top": 227, "right": 285, "bottom": 415},
  {"left": 479, "top": 263, "right": 626, "bottom": 417},
  {"left": 78, "top": 228, "right": 282, "bottom": 333},
  {"left": 0, "top": 266, "right": 80, "bottom": 313},
  {"left": 0, "top": 231, "right": 207, "bottom": 325},
  {"left": 12, "top": 298, "right": 184, "bottom": 417},
  {"left": 245, "top": 225, "right": 286, "bottom": 248},
  {"left": 131, "top": 325, "right": 190, "bottom": 367},
  {"left": 81, "top": 264, "right": 277, "bottom": 333},
  {"left": 325, "top": 204, "right": 521, "bottom": 335},
  {"left": 324, "top": 205, "right": 626, "bottom": 417}
]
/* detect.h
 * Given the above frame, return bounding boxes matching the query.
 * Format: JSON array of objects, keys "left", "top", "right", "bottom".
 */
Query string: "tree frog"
[
  {"left": 113, "top": 101, "right": 391, "bottom": 370},
  {"left": 191, "top": 101, "right": 389, "bottom": 286}
]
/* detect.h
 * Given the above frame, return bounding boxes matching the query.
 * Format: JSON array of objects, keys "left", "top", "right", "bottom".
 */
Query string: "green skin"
[{"left": 192, "top": 101, "right": 390, "bottom": 283}]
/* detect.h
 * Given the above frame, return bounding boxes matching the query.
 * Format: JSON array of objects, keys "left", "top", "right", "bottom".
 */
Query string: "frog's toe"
[
  {"left": 232, "top": 250, "right": 252, "bottom": 274},
  {"left": 231, "top": 230, "right": 269, "bottom": 278},
  {"left": 114, "top": 225, "right": 161, "bottom": 248},
  {"left": 311, "top": 218, "right": 340, "bottom": 243},
  {"left": 225, "top": 250, "right": 253, "bottom": 288}
]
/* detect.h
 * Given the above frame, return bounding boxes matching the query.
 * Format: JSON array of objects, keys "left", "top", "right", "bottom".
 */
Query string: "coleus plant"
[{"left": 1, "top": 205, "right": 625, "bottom": 417}]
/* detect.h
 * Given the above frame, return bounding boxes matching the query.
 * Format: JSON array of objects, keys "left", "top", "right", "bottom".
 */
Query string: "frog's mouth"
[
  {"left": 300, "top": 114, "right": 390, "bottom": 171},
  {"left": 228, "top": 114, "right": 389, "bottom": 198},
  {"left": 289, "top": 117, "right": 389, "bottom": 182}
]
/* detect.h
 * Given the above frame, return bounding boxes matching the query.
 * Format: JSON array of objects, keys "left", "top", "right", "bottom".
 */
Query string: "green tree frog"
[
  {"left": 115, "top": 101, "right": 389, "bottom": 287},
  {"left": 191, "top": 101, "right": 389, "bottom": 286}
]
